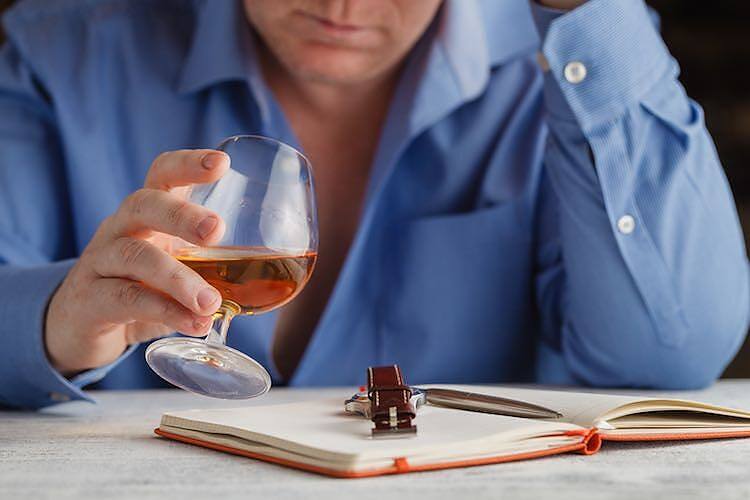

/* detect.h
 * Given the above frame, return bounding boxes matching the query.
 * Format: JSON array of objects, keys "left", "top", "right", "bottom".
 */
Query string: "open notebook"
[{"left": 155, "top": 385, "right": 750, "bottom": 478}]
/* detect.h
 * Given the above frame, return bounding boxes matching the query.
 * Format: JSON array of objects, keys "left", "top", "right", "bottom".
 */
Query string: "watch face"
[{"left": 344, "top": 392, "right": 372, "bottom": 418}]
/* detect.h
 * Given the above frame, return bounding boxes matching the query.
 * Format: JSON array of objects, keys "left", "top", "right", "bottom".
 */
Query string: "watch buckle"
[{"left": 371, "top": 406, "right": 418, "bottom": 438}]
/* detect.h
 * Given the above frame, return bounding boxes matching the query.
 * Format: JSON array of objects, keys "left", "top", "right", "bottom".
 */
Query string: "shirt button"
[
  {"left": 617, "top": 215, "right": 636, "bottom": 235},
  {"left": 564, "top": 61, "right": 587, "bottom": 84},
  {"left": 49, "top": 392, "right": 71, "bottom": 402}
]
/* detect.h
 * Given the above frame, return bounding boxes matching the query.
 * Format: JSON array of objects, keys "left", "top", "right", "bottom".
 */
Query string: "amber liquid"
[{"left": 174, "top": 246, "right": 317, "bottom": 315}]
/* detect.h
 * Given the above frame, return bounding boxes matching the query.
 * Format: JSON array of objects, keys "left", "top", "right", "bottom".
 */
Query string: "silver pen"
[{"left": 418, "top": 387, "right": 562, "bottom": 419}]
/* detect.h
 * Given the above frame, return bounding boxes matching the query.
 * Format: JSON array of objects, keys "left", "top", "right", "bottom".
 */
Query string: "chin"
[
  {"left": 281, "top": 45, "right": 390, "bottom": 86},
  {"left": 294, "top": 65, "right": 372, "bottom": 86}
]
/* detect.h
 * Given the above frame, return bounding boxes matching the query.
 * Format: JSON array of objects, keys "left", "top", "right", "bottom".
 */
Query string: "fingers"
[
  {"left": 80, "top": 148, "right": 230, "bottom": 336},
  {"left": 107, "top": 188, "right": 226, "bottom": 244},
  {"left": 89, "top": 278, "right": 214, "bottom": 338},
  {"left": 144, "top": 149, "right": 230, "bottom": 191},
  {"left": 91, "top": 237, "right": 222, "bottom": 316}
]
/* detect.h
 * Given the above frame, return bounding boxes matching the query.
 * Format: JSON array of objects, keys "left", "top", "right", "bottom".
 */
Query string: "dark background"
[{"left": 1, "top": 1, "right": 749, "bottom": 375}]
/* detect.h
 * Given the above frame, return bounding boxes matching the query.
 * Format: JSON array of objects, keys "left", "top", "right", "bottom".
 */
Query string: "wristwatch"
[{"left": 367, "top": 365, "right": 417, "bottom": 437}]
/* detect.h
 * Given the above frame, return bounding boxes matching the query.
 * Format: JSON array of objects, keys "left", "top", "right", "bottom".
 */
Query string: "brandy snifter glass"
[{"left": 146, "top": 135, "right": 318, "bottom": 399}]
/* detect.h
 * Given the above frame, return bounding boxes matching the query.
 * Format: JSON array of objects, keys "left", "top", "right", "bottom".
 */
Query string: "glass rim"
[{"left": 217, "top": 134, "right": 313, "bottom": 173}]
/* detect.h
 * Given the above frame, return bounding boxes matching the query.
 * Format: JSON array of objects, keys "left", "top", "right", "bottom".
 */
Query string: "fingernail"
[
  {"left": 196, "top": 216, "right": 218, "bottom": 240},
  {"left": 197, "top": 288, "right": 220, "bottom": 310},
  {"left": 201, "top": 152, "right": 227, "bottom": 170},
  {"left": 193, "top": 316, "right": 212, "bottom": 332}
]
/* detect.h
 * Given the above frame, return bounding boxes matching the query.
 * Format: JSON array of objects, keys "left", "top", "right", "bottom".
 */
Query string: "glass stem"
[{"left": 205, "top": 302, "right": 238, "bottom": 346}]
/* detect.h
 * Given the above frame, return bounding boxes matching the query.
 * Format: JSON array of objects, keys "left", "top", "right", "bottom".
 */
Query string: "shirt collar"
[
  {"left": 177, "top": 0, "right": 539, "bottom": 98},
  {"left": 478, "top": 0, "right": 541, "bottom": 67},
  {"left": 395, "top": 0, "right": 538, "bottom": 137},
  {"left": 177, "top": 0, "right": 257, "bottom": 94},
  {"left": 437, "top": 0, "right": 539, "bottom": 101},
  {"left": 178, "top": 0, "right": 275, "bottom": 123}
]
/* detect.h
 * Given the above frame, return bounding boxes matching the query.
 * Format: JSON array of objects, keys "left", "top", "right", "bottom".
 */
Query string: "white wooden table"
[{"left": 3, "top": 381, "right": 750, "bottom": 499}]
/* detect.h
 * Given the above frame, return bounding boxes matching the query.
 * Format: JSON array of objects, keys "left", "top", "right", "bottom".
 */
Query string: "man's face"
[{"left": 243, "top": 0, "right": 442, "bottom": 85}]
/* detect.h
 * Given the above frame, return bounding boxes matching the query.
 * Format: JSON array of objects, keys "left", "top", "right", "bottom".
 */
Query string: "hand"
[
  {"left": 44, "top": 150, "right": 231, "bottom": 376},
  {"left": 537, "top": 0, "right": 587, "bottom": 9}
]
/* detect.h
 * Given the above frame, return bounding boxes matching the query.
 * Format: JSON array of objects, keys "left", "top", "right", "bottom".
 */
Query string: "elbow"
[
  {"left": 644, "top": 347, "right": 736, "bottom": 391},
  {"left": 657, "top": 268, "right": 750, "bottom": 390},
  {"left": 559, "top": 258, "right": 750, "bottom": 390},
  {"left": 563, "top": 296, "right": 749, "bottom": 391},
  {"left": 654, "top": 234, "right": 750, "bottom": 389},
  {"left": 631, "top": 298, "right": 749, "bottom": 390},
  {"left": 633, "top": 258, "right": 750, "bottom": 389}
]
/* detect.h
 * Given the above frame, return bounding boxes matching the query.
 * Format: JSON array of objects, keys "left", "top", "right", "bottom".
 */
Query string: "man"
[{"left": 0, "top": 0, "right": 747, "bottom": 410}]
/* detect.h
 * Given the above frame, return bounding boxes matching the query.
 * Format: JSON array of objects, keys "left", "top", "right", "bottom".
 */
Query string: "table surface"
[{"left": 3, "top": 381, "right": 750, "bottom": 500}]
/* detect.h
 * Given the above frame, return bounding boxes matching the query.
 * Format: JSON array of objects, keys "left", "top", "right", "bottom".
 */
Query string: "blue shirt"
[{"left": 1, "top": 0, "right": 748, "bottom": 410}]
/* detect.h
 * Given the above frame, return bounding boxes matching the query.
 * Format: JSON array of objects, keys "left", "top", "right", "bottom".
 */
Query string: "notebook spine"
[{"left": 563, "top": 429, "right": 602, "bottom": 455}]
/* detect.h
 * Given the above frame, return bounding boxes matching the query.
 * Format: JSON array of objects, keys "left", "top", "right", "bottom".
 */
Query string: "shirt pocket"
[{"left": 381, "top": 201, "right": 536, "bottom": 383}]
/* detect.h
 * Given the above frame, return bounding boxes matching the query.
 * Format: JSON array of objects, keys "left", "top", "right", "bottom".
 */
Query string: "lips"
[
  {"left": 311, "top": 15, "right": 363, "bottom": 33},
  {"left": 294, "top": 11, "right": 382, "bottom": 48}
]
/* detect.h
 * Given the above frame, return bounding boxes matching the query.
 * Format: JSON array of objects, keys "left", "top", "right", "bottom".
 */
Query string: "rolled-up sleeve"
[{"left": 531, "top": 0, "right": 750, "bottom": 388}]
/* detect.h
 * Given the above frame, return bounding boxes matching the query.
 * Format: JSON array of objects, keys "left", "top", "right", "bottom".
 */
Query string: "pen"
[{"left": 417, "top": 387, "right": 563, "bottom": 420}]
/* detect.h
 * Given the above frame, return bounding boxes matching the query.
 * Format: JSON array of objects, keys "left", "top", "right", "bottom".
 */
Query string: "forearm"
[
  {"left": 545, "top": 129, "right": 749, "bottom": 388},
  {"left": 533, "top": 0, "right": 749, "bottom": 388}
]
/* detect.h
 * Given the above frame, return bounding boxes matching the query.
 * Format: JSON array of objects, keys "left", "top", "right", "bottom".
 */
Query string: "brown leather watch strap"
[{"left": 367, "top": 365, "right": 417, "bottom": 437}]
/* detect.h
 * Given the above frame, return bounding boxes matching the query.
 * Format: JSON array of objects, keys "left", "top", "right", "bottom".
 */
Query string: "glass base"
[{"left": 145, "top": 337, "right": 271, "bottom": 399}]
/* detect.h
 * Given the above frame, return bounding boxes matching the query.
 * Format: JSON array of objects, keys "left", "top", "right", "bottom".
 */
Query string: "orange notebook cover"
[
  {"left": 154, "top": 386, "right": 750, "bottom": 478},
  {"left": 154, "top": 427, "right": 600, "bottom": 478}
]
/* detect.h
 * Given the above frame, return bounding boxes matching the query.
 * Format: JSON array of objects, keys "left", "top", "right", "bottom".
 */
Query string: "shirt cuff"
[
  {"left": 0, "top": 260, "right": 136, "bottom": 409},
  {"left": 530, "top": 0, "right": 675, "bottom": 132}
]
